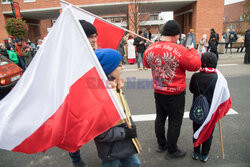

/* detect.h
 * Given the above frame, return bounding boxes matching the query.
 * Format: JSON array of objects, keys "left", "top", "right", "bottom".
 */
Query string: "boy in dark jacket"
[
  {"left": 189, "top": 52, "right": 218, "bottom": 162},
  {"left": 94, "top": 48, "right": 141, "bottom": 167}
]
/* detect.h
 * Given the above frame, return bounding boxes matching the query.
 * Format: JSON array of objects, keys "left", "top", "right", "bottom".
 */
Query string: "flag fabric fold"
[
  {"left": 60, "top": 0, "right": 125, "bottom": 50},
  {"left": 0, "top": 6, "right": 125, "bottom": 154},
  {"left": 193, "top": 70, "right": 232, "bottom": 147}
]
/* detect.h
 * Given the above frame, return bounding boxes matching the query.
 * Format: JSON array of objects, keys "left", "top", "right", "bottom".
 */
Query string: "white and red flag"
[
  {"left": 0, "top": 6, "right": 125, "bottom": 154},
  {"left": 60, "top": 0, "right": 125, "bottom": 50},
  {"left": 193, "top": 70, "right": 232, "bottom": 147}
]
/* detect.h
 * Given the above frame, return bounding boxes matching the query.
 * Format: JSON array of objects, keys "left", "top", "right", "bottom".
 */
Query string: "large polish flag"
[
  {"left": 0, "top": 6, "right": 125, "bottom": 154},
  {"left": 60, "top": 0, "right": 125, "bottom": 50},
  {"left": 193, "top": 70, "right": 232, "bottom": 147}
]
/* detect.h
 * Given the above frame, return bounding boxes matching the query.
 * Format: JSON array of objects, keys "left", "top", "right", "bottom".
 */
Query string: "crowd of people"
[
  {"left": 0, "top": 36, "right": 43, "bottom": 70},
  {"left": 117, "top": 25, "right": 249, "bottom": 71}
]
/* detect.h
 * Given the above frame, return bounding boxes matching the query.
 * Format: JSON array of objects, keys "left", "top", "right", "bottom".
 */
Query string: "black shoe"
[
  {"left": 156, "top": 144, "right": 168, "bottom": 153},
  {"left": 165, "top": 149, "right": 186, "bottom": 159},
  {"left": 73, "top": 161, "right": 88, "bottom": 167}
]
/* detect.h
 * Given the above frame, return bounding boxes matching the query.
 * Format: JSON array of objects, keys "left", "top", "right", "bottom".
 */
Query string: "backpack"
[
  {"left": 189, "top": 75, "right": 217, "bottom": 124},
  {"left": 230, "top": 33, "right": 234, "bottom": 40}
]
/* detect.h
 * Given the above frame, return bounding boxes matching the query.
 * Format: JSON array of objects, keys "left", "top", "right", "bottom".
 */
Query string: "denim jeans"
[
  {"left": 136, "top": 52, "right": 144, "bottom": 68},
  {"left": 102, "top": 154, "right": 140, "bottom": 167},
  {"left": 69, "top": 150, "right": 82, "bottom": 164}
]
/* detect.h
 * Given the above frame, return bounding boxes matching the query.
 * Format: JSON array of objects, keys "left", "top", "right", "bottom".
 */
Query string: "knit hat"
[
  {"left": 201, "top": 52, "right": 218, "bottom": 68},
  {"left": 79, "top": 20, "right": 97, "bottom": 38},
  {"left": 95, "top": 48, "right": 122, "bottom": 75},
  {"left": 161, "top": 20, "right": 181, "bottom": 36}
]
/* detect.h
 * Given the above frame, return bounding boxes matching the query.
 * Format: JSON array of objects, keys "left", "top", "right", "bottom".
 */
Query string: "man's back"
[{"left": 143, "top": 41, "right": 201, "bottom": 95}]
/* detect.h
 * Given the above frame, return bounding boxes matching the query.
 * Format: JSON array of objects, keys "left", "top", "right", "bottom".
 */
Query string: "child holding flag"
[
  {"left": 189, "top": 52, "right": 218, "bottom": 162},
  {"left": 94, "top": 48, "right": 141, "bottom": 167}
]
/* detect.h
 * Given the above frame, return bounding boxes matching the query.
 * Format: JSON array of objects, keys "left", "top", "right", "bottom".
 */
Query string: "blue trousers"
[
  {"left": 136, "top": 52, "right": 145, "bottom": 68},
  {"left": 102, "top": 154, "right": 140, "bottom": 167}
]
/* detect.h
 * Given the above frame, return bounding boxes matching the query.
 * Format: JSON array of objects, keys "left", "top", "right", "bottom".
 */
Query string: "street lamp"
[{"left": 10, "top": 0, "right": 16, "bottom": 18}]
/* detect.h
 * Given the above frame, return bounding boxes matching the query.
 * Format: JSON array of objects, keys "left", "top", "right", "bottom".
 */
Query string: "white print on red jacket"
[{"left": 146, "top": 51, "right": 179, "bottom": 85}]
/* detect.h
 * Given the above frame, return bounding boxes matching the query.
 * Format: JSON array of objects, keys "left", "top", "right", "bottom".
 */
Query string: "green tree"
[
  {"left": 5, "top": 18, "right": 28, "bottom": 39},
  {"left": 242, "top": 0, "right": 250, "bottom": 25}
]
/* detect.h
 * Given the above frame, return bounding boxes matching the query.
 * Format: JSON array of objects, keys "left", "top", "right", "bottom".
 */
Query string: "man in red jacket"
[{"left": 143, "top": 20, "right": 201, "bottom": 159}]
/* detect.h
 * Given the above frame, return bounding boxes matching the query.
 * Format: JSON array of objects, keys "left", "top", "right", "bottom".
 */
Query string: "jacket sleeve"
[
  {"left": 133, "top": 38, "right": 139, "bottom": 46},
  {"left": 142, "top": 48, "right": 150, "bottom": 68},
  {"left": 95, "top": 126, "right": 126, "bottom": 143},
  {"left": 189, "top": 73, "right": 196, "bottom": 94},
  {"left": 180, "top": 48, "right": 201, "bottom": 71}
]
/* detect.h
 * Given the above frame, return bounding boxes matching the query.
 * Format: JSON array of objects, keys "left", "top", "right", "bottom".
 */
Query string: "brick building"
[
  {"left": 224, "top": 1, "right": 249, "bottom": 34},
  {"left": 0, "top": 0, "right": 224, "bottom": 44}
]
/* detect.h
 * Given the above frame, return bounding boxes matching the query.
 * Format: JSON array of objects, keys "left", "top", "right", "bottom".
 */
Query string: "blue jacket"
[{"left": 229, "top": 31, "right": 238, "bottom": 43}]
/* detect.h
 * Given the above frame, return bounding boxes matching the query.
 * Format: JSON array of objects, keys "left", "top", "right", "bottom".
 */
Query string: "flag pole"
[
  {"left": 112, "top": 80, "right": 142, "bottom": 153},
  {"left": 218, "top": 120, "right": 225, "bottom": 159},
  {"left": 60, "top": 0, "right": 153, "bottom": 44}
]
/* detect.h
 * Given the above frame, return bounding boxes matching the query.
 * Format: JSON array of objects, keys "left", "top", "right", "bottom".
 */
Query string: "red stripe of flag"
[
  {"left": 13, "top": 67, "right": 121, "bottom": 154},
  {"left": 93, "top": 19, "right": 125, "bottom": 49},
  {"left": 194, "top": 97, "right": 232, "bottom": 147}
]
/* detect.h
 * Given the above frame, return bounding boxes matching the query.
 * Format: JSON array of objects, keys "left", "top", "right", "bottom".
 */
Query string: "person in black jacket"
[
  {"left": 133, "top": 30, "right": 147, "bottom": 70},
  {"left": 0, "top": 43, "right": 8, "bottom": 59},
  {"left": 189, "top": 52, "right": 218, "bottom": 162},
  {"left": 208, "top": 33, "right": 218, "bottom": 59},
  {"left": 244, "top": 29, "right": 250, "bottom": 64}
]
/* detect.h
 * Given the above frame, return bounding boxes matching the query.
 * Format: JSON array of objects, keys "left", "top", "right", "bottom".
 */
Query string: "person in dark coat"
[
  {"left": 208, "top": 33, "right": 218, "bottom": 59},
  {"left": 0, "top": 43, "right": 8, "bottom": 58},
  {"left": 117, "top": 37, "right": 126, "bottom": 64},
  {"left": 244, "top": 29, "right": 250, "bottom": 64},
  {"left": 133, "top": 30, "right": 147, "bottom": 70},
  {"left": 209, "top": 28, "right": 219, "bottom": 42},
  {"left": 189, "top": 52, "right": 218, "bottom": 162}
]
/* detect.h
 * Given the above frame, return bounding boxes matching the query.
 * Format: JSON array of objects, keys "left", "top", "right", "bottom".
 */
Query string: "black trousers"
[
  {"left": 154, "top": 91, "right": 185, "bottom": 153},
  {"left": 193, "top": 122, "right": 214, "bottom": 156},
  {"left": 244, "top": 47, "right": 250, "bottom": 64}
]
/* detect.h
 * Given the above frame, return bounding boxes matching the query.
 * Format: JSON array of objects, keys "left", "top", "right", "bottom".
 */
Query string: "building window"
[
  {"left": 150, "top": 15, "right": 158, "bottom": 21},
  {"left": 1, "top": 0, "right": 11, "bottom": 4}
]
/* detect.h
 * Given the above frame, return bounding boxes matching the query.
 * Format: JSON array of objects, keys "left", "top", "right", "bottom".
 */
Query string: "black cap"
[
  {"left": 79, "top": 20, "right": 97, "bottom": 38},
  {"left": 161, "top": 20, "right": 181, "bottom": 36},
  {"left": 201, "top": 52, "right": 218, "bottom": 68}
]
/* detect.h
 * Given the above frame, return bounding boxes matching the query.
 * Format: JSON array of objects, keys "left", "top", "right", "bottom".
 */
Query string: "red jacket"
[{"left": 143, "top": 41, "right": 201, "bottom": 95}]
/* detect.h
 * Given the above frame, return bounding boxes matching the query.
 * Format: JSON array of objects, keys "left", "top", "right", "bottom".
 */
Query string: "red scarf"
[{"left": 200, "top": 67, "right": 217, "bottom": 73}]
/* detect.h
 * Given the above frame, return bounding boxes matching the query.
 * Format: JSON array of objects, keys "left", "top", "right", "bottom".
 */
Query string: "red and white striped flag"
[
  {"left": 60, "top": 0, "right": 125, "bottom": 50},
  {"left": 0, "top": 6, "right": 125, "bottom": 154},
  {"left": 193, "top": 70, "right": 232, "bottom": 147}
]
